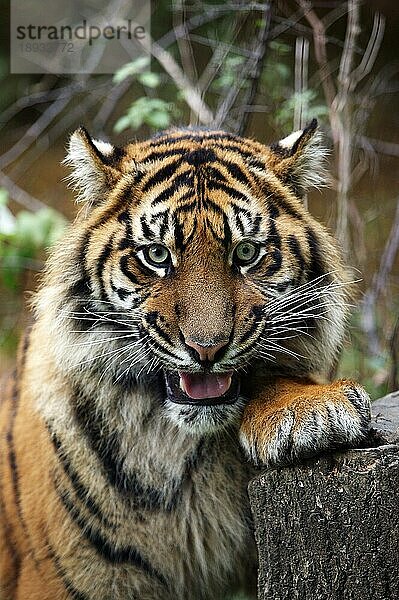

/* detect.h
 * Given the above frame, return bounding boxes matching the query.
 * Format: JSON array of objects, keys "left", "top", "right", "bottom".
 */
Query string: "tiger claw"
[{"left": 239, "top": 381, "right": 371, "bottom": 467}]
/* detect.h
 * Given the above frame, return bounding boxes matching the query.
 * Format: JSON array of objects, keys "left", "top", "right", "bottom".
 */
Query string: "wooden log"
[{"left": 248, "top": 391, "right": 399, "bottom": 600}]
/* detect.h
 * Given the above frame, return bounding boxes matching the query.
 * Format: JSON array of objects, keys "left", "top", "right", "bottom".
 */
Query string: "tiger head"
[{"left": 40, "top": 122, "right": 349, "bottom": 433}]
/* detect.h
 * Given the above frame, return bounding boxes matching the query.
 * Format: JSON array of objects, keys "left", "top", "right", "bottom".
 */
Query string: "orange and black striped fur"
[{"left": 0, "top": 121, "right": 371, "bottom": 599}]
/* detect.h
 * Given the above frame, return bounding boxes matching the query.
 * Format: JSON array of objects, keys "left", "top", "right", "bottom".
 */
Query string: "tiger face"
[{"left": 53, "top": 122, "right": 348, "bottom": 433}]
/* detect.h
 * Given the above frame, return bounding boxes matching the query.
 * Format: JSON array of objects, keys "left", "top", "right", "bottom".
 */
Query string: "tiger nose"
[{"left": 185, "top": 339, "right": 228, "bottom": 363}]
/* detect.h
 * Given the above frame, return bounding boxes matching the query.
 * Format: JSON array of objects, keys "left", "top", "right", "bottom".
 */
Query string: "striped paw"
[{"left": 239, "top": 379, "right": 371, "bottom": 467}]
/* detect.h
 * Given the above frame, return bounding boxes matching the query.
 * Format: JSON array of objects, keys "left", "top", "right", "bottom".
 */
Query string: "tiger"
[{"left": 0, "top": 119, "right": 371, "bottom": 600}]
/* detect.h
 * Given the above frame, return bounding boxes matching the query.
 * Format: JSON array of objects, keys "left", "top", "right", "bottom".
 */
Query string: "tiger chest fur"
[{"left": 0, "top": 122, "right": 371, "bottom": 600}]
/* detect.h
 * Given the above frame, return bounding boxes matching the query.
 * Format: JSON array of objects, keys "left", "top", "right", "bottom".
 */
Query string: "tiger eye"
[
  {"left": 234, "top": 241, "right": 259, "bottom": 265},
  {"left": 145, "top": 244, "right": 170, "bottom": 266}
]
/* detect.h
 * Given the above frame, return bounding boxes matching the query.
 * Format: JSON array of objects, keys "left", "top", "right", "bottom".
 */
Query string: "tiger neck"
[{"left": 28, "top": 324, "right": 213, "bottom": 498}]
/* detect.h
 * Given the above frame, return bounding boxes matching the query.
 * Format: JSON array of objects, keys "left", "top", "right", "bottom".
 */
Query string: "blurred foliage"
[
  {"left": 338, "top": 312, "right": 392, "bottom": 399},
  {"left": 0, "top": 189, "right": 67, "bottom": 290},
  {"left": 113, "top": 57, "right": 178, "bottom": 131}
]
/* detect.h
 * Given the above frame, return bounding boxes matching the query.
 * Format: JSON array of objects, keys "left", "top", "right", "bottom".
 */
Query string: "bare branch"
[
  {"left": 361, "top": 198, "right": 399, "bottom": 358},
  {"left": 297, "top": 0, "right": 336, "bottom": 114},
  {"left": 133, "top": 34, "right": 213, "bottom": 125},
  {"left": 350, "top": 12, "right": 385, "bottom": 88},
  {"left": 213, "top": 4, "right": 271, "bottom": 131},
  {"left": 360, "top": 136, "right": 399, "bottom": 158},
  {"left": 238, "top": 3, "right": 272, "bottom": 135},
  {"left": 173, "top": 0, "right": 198, "bottom": 124},
  {"left": 293, "top": 36, "right": 309, "bottom": 130},
  {"left": 0, "top": 95, "right": 72, "bottom": 171},
  {"left": 0, "top": 171, "right": 47, "bottom": 212}
]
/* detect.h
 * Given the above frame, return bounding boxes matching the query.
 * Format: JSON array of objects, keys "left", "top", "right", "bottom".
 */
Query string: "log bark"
[{"left": 248, "top": 392, "right": 399, "bottom": 600}]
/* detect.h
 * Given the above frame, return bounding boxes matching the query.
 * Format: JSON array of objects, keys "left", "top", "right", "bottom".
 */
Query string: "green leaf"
[
  {"left": 138, "top": 71, "right": 160, "bottom": 88},
  {"left": 0, "top": 188, "right": 9, "bottom": 206},
  {"left": 114, "top": 115, "right": 133, "bottom": 133},
  {"left": 113, "top": 56, "right": 151, "bottom": 83},
  {"left": 146, "top": 110, "right": 170, "bottom": 129}
]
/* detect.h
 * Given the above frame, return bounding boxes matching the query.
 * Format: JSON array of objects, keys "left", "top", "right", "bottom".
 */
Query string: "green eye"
[
  {"left": 143, "top": 244, "right": 171, "bottom": 267},
  {"left": 234, "top": 241, "right": 259, "bottom": 266}
]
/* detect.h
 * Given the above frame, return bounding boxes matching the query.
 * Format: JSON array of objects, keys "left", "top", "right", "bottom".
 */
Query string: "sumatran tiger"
[{"left": 0, "top": 120, "right": 371, "bottom": 600}]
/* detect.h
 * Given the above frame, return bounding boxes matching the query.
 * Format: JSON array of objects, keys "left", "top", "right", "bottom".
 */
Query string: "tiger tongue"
[{"left": 179, "top": 372, "right": 232, "bottom": 400}]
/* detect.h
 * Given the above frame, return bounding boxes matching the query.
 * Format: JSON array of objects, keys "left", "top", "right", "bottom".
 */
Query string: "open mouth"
[{"left": 164, "top": 370, "right": 240, "bottom": 406}]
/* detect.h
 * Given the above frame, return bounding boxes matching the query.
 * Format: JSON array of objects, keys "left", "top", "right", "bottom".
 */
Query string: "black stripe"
[
  {"left": 201, "top": 141, "right": 260, "bottom": 161},
  {"left": 268, "top": 203, "right": 280, "bottom": 220},
  {"left": 175, "top": 199, "right": 197, "bottom": 215},
  {"left": 287, "top": 234, "right": 306, "bottom": 280},
  {"left": 231, "top": 205, "right": 252, "bottom": 220},
  {"left": 66, "top": 231, "right": 92, "bottom": 304},
  {"left": 56, "top": 486, "right": 166, "bottom": 587},
  {"left": 276, "top": 278, "right": 296, "bottom": 293},
  {"left": 118, "top": 210, "right": 134, "bottom": 250},
  {"left": 237, "top": 317, "right": 261, "bottom": 346},
  {"left": 72, "top": 384, "right": 207, "bottom": 515},
  {"left": 49, "top": 431, "right": 117, "bottom": 530},
  {"left": 150, "top": 172, "right": 193, "bottom": 206},
  {"left": 232, "top": 207, "right": 245, "bottom": 234},
  {"left": 207, "top": 180, "right": 250, "bottom": 204},
  {"left": 218, "top": 159, "right": 251, "bottom": 188},
  {"left": 185, "top": 148, "right": 217, "bottom": 165},
  {"left": 72, "top": 389, "right": 177, "bottom": 507},
  {"left": 204, "top": 165, "right": 228, "bottom": 183},
  {"left": 148, "top": 131, "right": 243, "bottom": 146},
  {"left": 150, "top": 208, "right": 168, "bottom": 223},
  {"left": 249, "top": 214, "right": 262, "bottom": 236},
  {"left": 238, "top": 306, "right": 264, "bottom": 344},
  {"left": 204, "top": 216, "right": 224, "bottom": 244},
  {"left": 46, "top": 538, "right": 94, "bottom": 600},
  {"left": 145, "top": 312, "right": 174, "bottom": 347},
  {"left": 142, "top": 159, "right": 182, "bottom": 192},
  {"left": 96, "top": 236, "right": 114, "bottom": 301},
  {"left": 271, "top": 194, "right": 303, "bottom": 221},
  {"left": 0, "top": 491, "right": 20, "bottom": 580},
  {"left": 67, "top": 278, "right": 90, "bottom": 297},
  {"left": 119, "top": 254, "right": 139, "bottom": 285},
  {"left": 306, "top": 227, "right": 328, "bottom": 282},
  {"left": 264, "top": 247, "right": 283, "bottom": 277},
  {"left": 140, "top": 216, "right": 155, "bottom": 240},
  {"left": 110, "top": 283, "right": 133, "bottom": 302},
  {"left": 183, "top": 215, "right": 198, "bottom": 248},
  {"left": 150, "top": 209, "right": 169, "bottom": 241},
  {"left": 6, "top": 331, "right": 42, "bottom": 572},
  {"left": 265, "top": 216, "right": 281, "bottom": 250},
  {"left": 142, "top": 147, "right": 189, "bottom": 162},
  {"left": 223, "top": 212, "right": 232, "bottom": 249},
  {"left": 205, "top": 198, "right": 226, "bottom": 215},
  {"left": 173, "top": 215, "right": 185, "bottom": 251}
]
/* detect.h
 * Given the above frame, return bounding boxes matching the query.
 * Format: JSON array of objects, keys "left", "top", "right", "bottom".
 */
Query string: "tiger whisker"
[
  {"left": 66, "top": 333, "right": 142, "bottom": 348},
  {"left": 115, "top": 346, "right": 152, "bottom": 383},
  {"left": 71, "top": 340, "right": 142, "bottom": 369},
  {"left": 99, "top": 334, "right": 151, "bottom": 384}
]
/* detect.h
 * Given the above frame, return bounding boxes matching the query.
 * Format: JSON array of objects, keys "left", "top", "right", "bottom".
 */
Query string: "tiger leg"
[{"left": 239, "top": 377, "right": 371, "bottom": 466}]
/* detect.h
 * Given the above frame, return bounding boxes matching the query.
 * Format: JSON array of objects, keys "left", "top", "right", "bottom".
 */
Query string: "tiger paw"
[{"left": 239, "top": 378, "right": 371, "bottom": 467}]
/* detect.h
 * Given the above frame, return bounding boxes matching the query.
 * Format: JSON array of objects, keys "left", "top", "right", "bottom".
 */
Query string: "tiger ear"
[
  {"left": 269, "top": 119, "right": 329, "bottom": 198},
  {"left": 64, "top": 127, "right": 121, "bottom": 204}
]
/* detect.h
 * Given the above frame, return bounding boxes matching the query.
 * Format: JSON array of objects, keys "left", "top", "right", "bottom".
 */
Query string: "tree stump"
[{"left": 248, "top": 391, "right": 399, "bottom": 600}]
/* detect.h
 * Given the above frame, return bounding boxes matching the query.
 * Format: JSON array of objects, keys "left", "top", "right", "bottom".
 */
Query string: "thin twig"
[
  {"left": 238, "top": 2, "right": 272, "bottom": 135},
  {"left": 0, "top": 171, "right": 47, "bottom": 212},
  {"left": 173, "top": 0, "right": 198, "bottom": 124}
]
